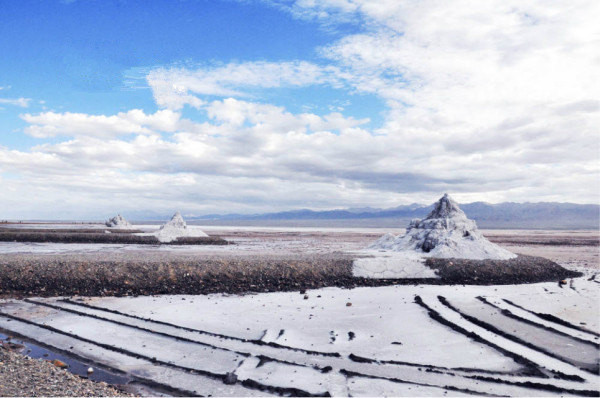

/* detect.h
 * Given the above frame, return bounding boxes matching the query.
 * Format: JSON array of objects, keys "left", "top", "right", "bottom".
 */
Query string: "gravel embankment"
[
  {"left": 0, "top": 344, "right": 131, "bottom": 397},
  {"left": 0, "top": 231, "right": 228, "bottom": 245},
  {"left": 0, "top": 252, "right": 581, "bottom": 298},
  {"left": 427, "top": 254, "right": 581, "bottom": 284}
]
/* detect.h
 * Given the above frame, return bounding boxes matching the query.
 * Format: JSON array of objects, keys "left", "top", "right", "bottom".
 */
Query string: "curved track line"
[
  {"left": 0, "top": 310, "right": 328, "bottom": 397},
  {"left": 478, "top": 296, "right": 600, "bottom": 347},
  {"left": 502, "top": 299, "right": 600, "bottom": 338},
  {"left": 415, "top": 295, "right": 599, "bottom": 396},
  {"left": 6, "top": 299, "right": 573, "bottom": 396},
  {"left": 439, "top": 296, "right": 599, "bottom": 375}
]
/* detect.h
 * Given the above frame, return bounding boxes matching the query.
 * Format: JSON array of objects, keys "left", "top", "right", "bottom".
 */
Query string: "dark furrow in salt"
[
  {"left": 61, "top": 298, "right": 342, "bottom": 358},
  {"left": 476, "top": 296, "right": 600, "bottom": 348},
  {"left": 413, "top": 295, "right": 546, "bottom": 378},
  {"left": 502, "top": 299, "right": 600, "bottom": 338},
  {"left": 0, "top": 310, "right": 329, "bottom": 397},
  {"left": 438, "top": 296, "right": 600, "bottom": 375},
  {"left": 339, "top": 369, "right": 503, "bottom": 397}
]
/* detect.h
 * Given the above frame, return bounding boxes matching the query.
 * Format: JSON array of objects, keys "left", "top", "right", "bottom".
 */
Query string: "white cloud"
[
  {"left": 147, "top": 61, "right": 341, "bottom": 110},
  {"left": 0, "top": 97, "right": 31, "bottom": 108},
  {"left": 21, "top": 109, "right": 181, "bottom": 138},
  {"left": 1, "top": 0, "right": 599, "bottom": 217}
]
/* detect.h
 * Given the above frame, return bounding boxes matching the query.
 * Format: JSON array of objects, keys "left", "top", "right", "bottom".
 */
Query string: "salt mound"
[
  {"left": 154, "top": 211, "right": 208, "bottom": 243},
  {"left": 105, "top": 214, "right": 133, "bottom": 228},
  {"left": 369, "top": 194, "right": 516, "bottom": 260}
]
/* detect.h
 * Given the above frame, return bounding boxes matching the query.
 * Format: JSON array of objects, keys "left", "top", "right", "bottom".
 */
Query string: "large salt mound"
[
  {"left": 105, "top": 214, "right": 133, "bottom": 228},
  {"left": 369, "top": 194, "right": 516, "bottom": 260},
  {"left": 154, "top": 211, "right": 209, "bottom": 243}
]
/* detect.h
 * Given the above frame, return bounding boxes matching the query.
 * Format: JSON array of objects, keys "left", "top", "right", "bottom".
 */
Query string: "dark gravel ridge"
[
  {"left": 0, "top": 231, "right": 229, "bottom": 245},
  {"left": 0, "top": 228, "right": 143, "bottom": 234},
  {"left": 427, "top": 254, "right": 582, "bottom": 285},
  {"left": 0, "top": 252, "right": 580, "bottom": 298}
]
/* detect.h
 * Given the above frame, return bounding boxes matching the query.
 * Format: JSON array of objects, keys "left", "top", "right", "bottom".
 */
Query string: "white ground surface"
[
  {"left": 1, "top": 278, "right": 598, "bottom": 396},
  {"left": 352, "top": 250, "right": 439, "bottom": 279}
]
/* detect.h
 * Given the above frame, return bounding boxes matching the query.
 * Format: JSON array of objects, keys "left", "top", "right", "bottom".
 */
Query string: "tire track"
[
  {"left": 0, "top": 310, "right": 329, "bottom": 397},
  {"left": 6, "top": 299, "right": 571, "bottom": 396},
  {"left": 414, "top": 295, "right": 599, "bottom": 396},
  {"left": 477, "top": 296, "right": 599, "bottom": 348},
  {"left": 438, "top": 296, "right": 599, "bottom": 375},
  {"left": 502, "top": 299, "right": 600, "bottom": 338}
]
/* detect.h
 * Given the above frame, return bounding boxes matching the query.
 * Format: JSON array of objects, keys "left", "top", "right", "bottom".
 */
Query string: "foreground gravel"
[{"left": 0, "top": 344, "right": 130, "bottom": 397}]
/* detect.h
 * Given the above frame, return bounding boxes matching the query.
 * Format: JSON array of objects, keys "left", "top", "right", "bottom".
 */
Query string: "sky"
[{"left": 0, "top": 0, "right": 598, "bottom": 219}]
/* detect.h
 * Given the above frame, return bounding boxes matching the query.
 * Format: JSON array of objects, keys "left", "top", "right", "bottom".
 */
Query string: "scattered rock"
[
  {"left": 50, "top": 359, "right": 68, "bottom": 368},
  {"left": 0, "top": 346, "right": 131, "bottom": 396},
  {"left": 224, "top": 372, "right": 238, "bottom": 385}
]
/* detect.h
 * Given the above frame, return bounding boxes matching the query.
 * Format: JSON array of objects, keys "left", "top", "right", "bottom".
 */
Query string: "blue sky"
[
  {"left": 0, "top": 0, "right": 379, "bottom": 147},
  {"left": 0, "top": 0, "right": 598, "bottom": 219}
]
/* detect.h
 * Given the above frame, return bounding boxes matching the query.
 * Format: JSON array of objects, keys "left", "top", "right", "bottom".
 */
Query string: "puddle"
[
  {"left": 0, "top": 331, "right": 185, "bottom": 396},
  {"left": 0, "top": 331, "right": 130, "bottom": 385}
]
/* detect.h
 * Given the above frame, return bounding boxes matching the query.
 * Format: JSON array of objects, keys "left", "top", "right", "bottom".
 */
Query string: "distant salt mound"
[
  {"left": 105, "top": 214, "right": 133, "bottom": 228},
  {"left": 369, "top": 194, "right": 516, "bottom": 260},
  {"left": 154, "top": 211, "right": 208, "bottom": 243}
]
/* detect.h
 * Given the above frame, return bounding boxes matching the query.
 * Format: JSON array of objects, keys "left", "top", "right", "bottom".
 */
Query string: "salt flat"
[
  {"left": 0, "top": 223, "right": 598, "bottom": 396},
  {"left": 0, "top": 278, "right": 598, "bottom": 396}
]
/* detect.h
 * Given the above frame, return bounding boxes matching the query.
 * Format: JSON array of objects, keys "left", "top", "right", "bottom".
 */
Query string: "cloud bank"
[{"left": 1, "top": 0, "right": 598, "bottom": 218}]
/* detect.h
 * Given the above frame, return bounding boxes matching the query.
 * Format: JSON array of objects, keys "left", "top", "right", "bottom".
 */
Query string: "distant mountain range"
[{"left": 179, "top": 202, "right": 600, "bottom": 229}]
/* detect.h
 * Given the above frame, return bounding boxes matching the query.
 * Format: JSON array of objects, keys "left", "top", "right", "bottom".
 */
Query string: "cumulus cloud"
[{"left": 21, "top": 109, "right": 181, "bottom": 138}]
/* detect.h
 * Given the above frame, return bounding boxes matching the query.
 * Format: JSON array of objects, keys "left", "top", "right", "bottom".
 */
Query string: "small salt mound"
[
  {"left": 154, "top": 211, "right": 208, "bottom": 243},
  {"left": 105, "top": 214, "right": 133, "bottom": 228},
  {"left": 369, "top": 194, "right": 516, "bottom": 260}
]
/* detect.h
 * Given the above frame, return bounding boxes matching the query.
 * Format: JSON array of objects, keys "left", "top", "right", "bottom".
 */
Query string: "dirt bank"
[
  {"left": 0, "top": 252, "right": 581, "bottom": 298},
  {"left": 427, "top": 255, "right": 581, "bottom": 285},
  {"left": 0, "top": 231, "right": 228, "bottom": 245}
]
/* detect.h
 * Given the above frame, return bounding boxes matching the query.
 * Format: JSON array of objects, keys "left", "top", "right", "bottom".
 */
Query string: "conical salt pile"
[
  {"left": 154, "top": 211, "right": 208, "bottom": 242},
  {"left": 105, "top": 214, "right": 133, "bottom": 228},
  {"left": 369, "top": 194, "right": 516, "bottom": 260},
  {"left": 160, "top": 211, "right": 187, "bottom": 230}
]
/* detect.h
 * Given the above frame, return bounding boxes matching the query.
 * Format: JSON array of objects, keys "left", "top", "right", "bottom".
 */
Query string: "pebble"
[{"left": 0, "top": 346, "right": 131, "bottom": 397}]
